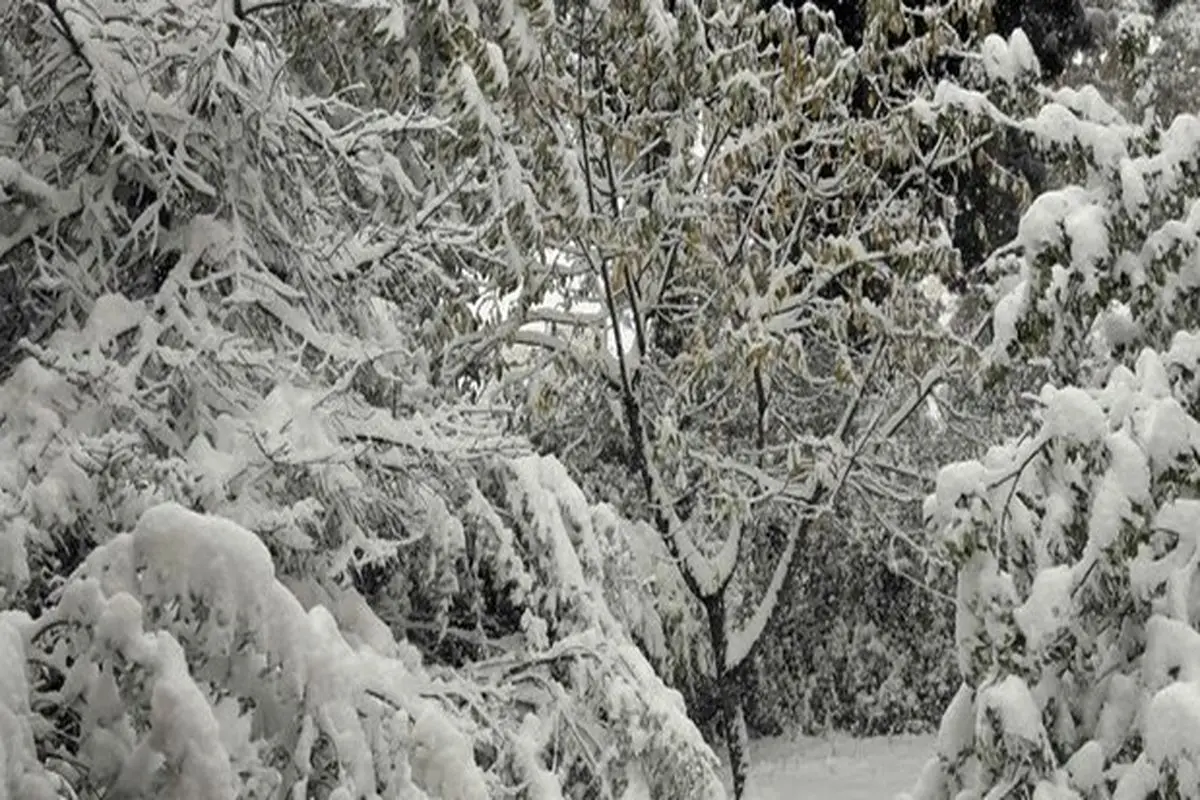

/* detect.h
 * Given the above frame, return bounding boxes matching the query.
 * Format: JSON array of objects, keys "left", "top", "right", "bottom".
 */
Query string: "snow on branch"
[{"left": 53, "top": 503, "right": 489, "bottom": 799}]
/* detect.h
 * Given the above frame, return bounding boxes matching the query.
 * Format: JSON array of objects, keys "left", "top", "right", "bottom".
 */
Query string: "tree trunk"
[
  {"left": 722, "top": 676, "right": 750, "bottom": 799},
  {"left": 705, "top": 593, "right": 750, "bottom": 799}
]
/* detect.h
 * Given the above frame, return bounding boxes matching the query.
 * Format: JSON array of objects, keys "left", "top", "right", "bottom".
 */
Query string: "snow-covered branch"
[{"left": 724, "top": 487, "right": 827, "bottom": 672}]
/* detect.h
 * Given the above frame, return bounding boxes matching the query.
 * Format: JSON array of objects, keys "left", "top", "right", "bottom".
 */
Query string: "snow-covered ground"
[{"left": 740, "top": 734, "right": 933, "bottom": 799}]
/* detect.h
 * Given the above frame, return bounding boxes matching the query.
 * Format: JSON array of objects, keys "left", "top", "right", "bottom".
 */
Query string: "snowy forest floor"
[{"left": 729, "top": 734, "right": 933, "bottom": 799}]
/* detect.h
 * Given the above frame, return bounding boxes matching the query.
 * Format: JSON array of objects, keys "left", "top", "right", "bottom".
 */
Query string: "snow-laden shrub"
[
  {"left": 913, "top": 348, "right": 1200, "bottom": 800},
  {"left": 14, "top": 493, "right": 721, "bottom": 799},
  {"left": 907, "top": 57, "right": 1200, "bottom": 799},
  {"left": 45, "top": 502, "right": 476, "bottom": 799},
  {"left": 0, "top": 612, "right": 64, "bottom": 798},
  {"left": 0, "top": 322, "right": 724, "bottom": 797}
]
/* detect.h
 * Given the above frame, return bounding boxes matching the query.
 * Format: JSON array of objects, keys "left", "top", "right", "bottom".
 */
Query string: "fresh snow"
[
  {"left": 735, "top": 734, "right": 934, "bottom": 800},
  {"left": 980, "top": 30, "right": 1038, "bottom": 83},
  {"left": 1039, "top": 385, "right": 1107, "bottom": 445},
  {"left": 989, "top": 279, "right": 1028, "bottom": 363},
  {"left": 979, "top": 674, "right": 1046, "bottom": 744},
  {"left": 1013, "top": 564, "right": 1074, "bottom": 652}
]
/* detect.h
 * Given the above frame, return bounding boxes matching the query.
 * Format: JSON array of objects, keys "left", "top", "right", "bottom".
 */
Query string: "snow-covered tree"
[
  {"left": 0, "top": 0, "right": 730, "bottom": 795},
  {"left": 446, "top": 1, "right": 1053, "bottom": 793},
  {"left": 909, "top": 39, "right": 1200, "bottom": 800},
  {"left": 1067, "top": 0, "right": 1200, "bottom": 126}
]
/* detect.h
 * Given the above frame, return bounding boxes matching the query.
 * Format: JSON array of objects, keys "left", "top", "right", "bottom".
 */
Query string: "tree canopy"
[{"left": 4, "top": 0, "right": 1200, "bottom": 797}]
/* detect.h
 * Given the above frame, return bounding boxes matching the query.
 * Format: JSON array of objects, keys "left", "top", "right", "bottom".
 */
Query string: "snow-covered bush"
[
  {"left": 0, "top": 330, "right": 725, "bottom": 796},
  {"left": 908, "top": 47, "right": 1200, "bottom": 799}
]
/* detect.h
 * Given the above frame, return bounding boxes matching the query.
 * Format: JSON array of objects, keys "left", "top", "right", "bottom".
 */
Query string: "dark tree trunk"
[{"left": 704, "top": 593, "right": 751, "bottom": 799}]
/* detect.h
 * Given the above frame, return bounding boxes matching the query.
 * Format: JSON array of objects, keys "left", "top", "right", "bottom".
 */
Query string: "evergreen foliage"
[{"left": 910, "top": 22, "right": 1200, "bottom": 797}]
